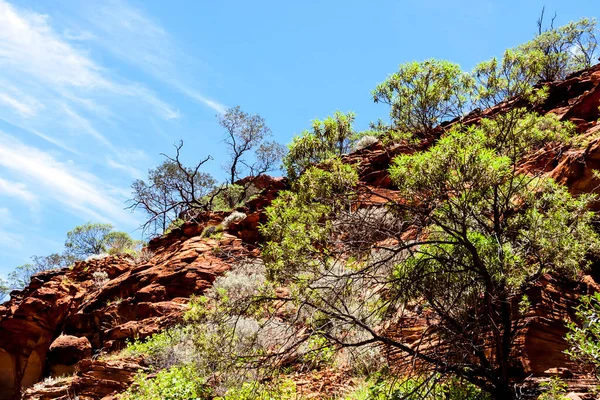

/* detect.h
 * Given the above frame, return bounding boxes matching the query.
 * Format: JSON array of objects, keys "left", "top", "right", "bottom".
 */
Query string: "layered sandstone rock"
[
  {"left": 0, "top": 176, "right": 285, "bottom": 399},
  {"left": 8, "top": 64, "right": 600, "bottom": 399}
]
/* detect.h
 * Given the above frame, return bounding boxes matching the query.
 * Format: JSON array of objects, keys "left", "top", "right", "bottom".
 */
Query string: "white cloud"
[
  {"left": 85, "top": 0, "right": 226, "bottom": 113},
  {"left": 0, "top": 0, "right": 180, "bottom": 126},
  {"left": 106, "top": 158, "right": 143, "bottom": 180},
  {"left": 0, "top": 178, "right": 37, "bottom": 205},
  {"left": 0, "top": 131, "right": 138, "bottom": 226},
  {"left": 0, "top": 93, "right": 37, "bottom": 118}
]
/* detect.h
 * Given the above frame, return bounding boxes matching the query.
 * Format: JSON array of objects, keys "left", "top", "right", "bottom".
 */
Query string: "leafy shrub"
[
  {"left": 537, "top": 377, "right": 569, "bottom": 400},
  {"left": 201, "top": 224, "right": 224, "bottom": 238},
  {"left": 373, "top": 59, "right": 472, "bottom": 137},
  {"left": 206, "top": 184, "right": 246, "bottom": 212},
  {"left": 218, "top": 379, "right": 297, "bottom": 400},
  {"left": 566, "top": 292, "right": 600, "bottom": 381},
  {"left": 164, "top": 218, "right": 185, "bottom": 235},
  {"left": 122, "top": 326, "right": 196, "bottom": 369},
  {"left": 520, "top": 17, "right": 598, "bottom": 81},
  {"left": 299, "top": 335, "right": 335, "bottom": 369},
  {"left": 283, "top": 111, "right": 356, "bottom": 179},
  {"left": 122, "top": 364, "right": 212, "bottom": 400},
  {"left": 345, "top": 375, "right": 489, "bottom": 400}
]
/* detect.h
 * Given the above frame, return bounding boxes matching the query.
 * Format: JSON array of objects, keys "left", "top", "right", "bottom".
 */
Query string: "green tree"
[
  {"left": 523, "top": 12, "right": 598, "bottom": 81},
  {"left": 283, "top": 111, "right": 356, "bottom": 179},
  {"left": 262, "top": 110, "right": 597, "bottom": 399},
  {"left": 219, "top": 106, "right": 285, "bottom": 186},
  {"left": 372, "top": 59, "right": 473, "bottom": 137},
  {"left": 65, "top": 222, "right": 137, "bottom": 259},
  {"left": 129, "top": 141, "right": 215, "bottom": 235},
  {"left": 104, "top": 231, "right": 141, "bottom": 255},
  {"left": 0, "top": 253, "right": 73, "bottom": 299},
  {"left": 65, "top": 222, "right": 114, "bottom": 258}
]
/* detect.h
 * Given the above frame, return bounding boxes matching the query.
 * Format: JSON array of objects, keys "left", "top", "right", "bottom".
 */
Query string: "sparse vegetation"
[
  {"left": 92, "top": 270, "right": 109, "bottom": 290},
  {"left": 8, "top": 13, "right": 600, "bottom": 400}
]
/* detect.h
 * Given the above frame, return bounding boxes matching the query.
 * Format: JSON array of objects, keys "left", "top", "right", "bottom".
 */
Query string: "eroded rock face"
[
  {"left": 21, "top": 358, "right": 146, "bottom": 400},
  {"left": 47, "top": 335, "right": 92, "bottom": 376},
  {"left": 6, "top": 65, "right": 600, "bottom": 399},
  {"left": 0, "top": 176, "right": 286, "bottom": 399}
]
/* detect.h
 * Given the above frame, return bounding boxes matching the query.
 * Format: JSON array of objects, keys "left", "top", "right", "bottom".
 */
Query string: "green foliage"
[
  {"left": 105, "top": 231, "right": 140, "bottom": 256},
  {"left": 566, "top": 292, "right": 600, "bottom": 382},
  {"left": 64, "top": 222, "right": 138, "bottom": 259},
  {"left": 164, "top": 218, "right": 185, "bottom": 235},
  {"left": 206, "top": 184, "right": 245, "bottom": 212},
  {"left": 386, "top": 113, "right": 598, "bottom": 396},
  {"left": 373, "top": 59, "right": 473, "bottom": 137},
  {"left": 537, "top": 377, "right": 569, "bottom": 400},
  {"left": 121, "top": 327, "right": 192, "bottom": 368},
  {"left": 301, "top": 335, "right": 335, "bottom": 369},
  {"left": 478, "top": 110, "right": 575, "bottom": 160},
  {"left": 283, "top": 111, "right": 356, "bottom": 179},
  {"left": 521, "top": 17, "right": 598, "bottom": 81},
  {"left": 219, "top": 106, "right": 285, "bottom": 185},
  {"left": 261, "top": 159, "right": 358, "bottom": 281},
  {"left": 65, "top": 222, "right": 114, "bottom": 258},
  {"left": 218, "top": 379, "right": 298, "bottom": 400},
  {"left": 472, "top": 48, "right": 547, "bottom": 109},
  {"left": 345, "top": 375, "right": 489, "bottom": 400},
  {"left": 390, "top": 120, "right": 595, "bottom": 291},
  {"left": 201, "top": 224, "right": 224, "bottom": 238},
  {"left": 122, "top": 364, "right": 212, "bottom": 400}
]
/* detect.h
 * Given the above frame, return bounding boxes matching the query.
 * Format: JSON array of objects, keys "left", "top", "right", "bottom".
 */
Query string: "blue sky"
[{"left": 0, "top": 0, "right": 598, "bottom": 278}]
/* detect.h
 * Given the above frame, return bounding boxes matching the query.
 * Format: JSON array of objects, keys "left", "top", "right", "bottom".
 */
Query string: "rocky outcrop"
[
  {"left": 6, "top": 63, "right": 600, "bottom": 399},
  {"left": 0, "top": 176, "right": 285, "bottom": 399},
  {"left": 22, "top": 358, "right": 146, "bottom": 400},
  {"left": 47, "top": 335, "right": 92, "bottom": 377}
]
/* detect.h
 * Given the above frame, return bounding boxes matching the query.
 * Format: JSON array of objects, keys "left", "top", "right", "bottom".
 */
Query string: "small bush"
[
  {"left": 92, "top": 270, "right": 109, "bottom": 290},
  {"left": 222, "top": 211, "right": 247, "bottom": 229},
  {"left": 219, "top": 379, "right": 298, "bottom": 400},
  {"left": 566, "top": 292, "right": 600, "bottom": 381},
  {"left": 201, "top": 224, "right": 224, "bottom": 238},
  {"left": 211, "top": 261, "right": 266, "bottom": 303},
  {"left": 122, "top": 364, "right": 212, "bottom": 400},
  {"left": 345, "top": 375, "right": 489, "bottom": 400},
  {"left": 122, "top": 326, "right": 195, "bottom": 369},
  {"left": 132, "top": 248, "right": 154, "bottom": 265},
  {"left": 164, "top": 218, "right": 185, "bottom": 235},
  {"left": 537, "top": 377, "right": 569, "bottom": 400}
]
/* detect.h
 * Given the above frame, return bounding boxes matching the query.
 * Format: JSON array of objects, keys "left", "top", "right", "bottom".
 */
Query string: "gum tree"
[
  {"left": 283, "top": 111, "right": 356, "bottom": 179},
  {"left": 129, "top": 141, "right": 215, "bottom": 235},
  {"left": 372, "top": 59, "right": 473, "bottom": 137}
]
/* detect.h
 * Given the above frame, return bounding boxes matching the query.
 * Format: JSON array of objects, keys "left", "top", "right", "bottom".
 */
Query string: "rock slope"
[{"left": 3, "top": 64, "right": 600, "bottom": 399}]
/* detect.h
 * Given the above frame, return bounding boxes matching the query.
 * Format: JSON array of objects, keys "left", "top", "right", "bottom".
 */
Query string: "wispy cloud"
[
  {"left": 0, "top": 178, "right": 38, "bottom": 206},
  {"left": 0, "top": 131, "right": 138, "bottom": 225},
  {"left": 0, "top": 0, "right": 185, "bottom": 187},
  {"left": 83, "top": 0, "right": 226, "bottom": 113},
  {"left": 0, "top": 0, "right": 180, "bottom": 144}
]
